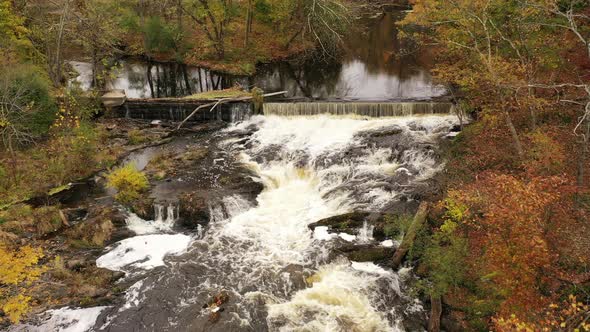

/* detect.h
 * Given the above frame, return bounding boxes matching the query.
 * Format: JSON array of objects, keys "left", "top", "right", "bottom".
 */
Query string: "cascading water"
[
  {"left": 126, "top": 203, "right": 179, "bottom": 234},
  {"left": 263, "top": 102, "right": 454, "bottom": 117},
  {"left": 90, "top": 114, "right": 457, "bottom": 331},
  {"left": 14, "top": 114, "right": 459, "bottom": 332}
]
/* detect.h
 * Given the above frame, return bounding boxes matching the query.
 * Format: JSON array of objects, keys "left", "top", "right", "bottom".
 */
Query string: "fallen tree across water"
[
  {"left": 175, "top": 91, "right": 287, "bottom": 131},
  {"left": 391, "top": 201, "right": 429, "bottom": 270}
]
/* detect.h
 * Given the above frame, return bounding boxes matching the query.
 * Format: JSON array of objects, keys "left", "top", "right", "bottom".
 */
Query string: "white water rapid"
[{"left": 15, "top": 114, "right": 459, "bottom": 332}]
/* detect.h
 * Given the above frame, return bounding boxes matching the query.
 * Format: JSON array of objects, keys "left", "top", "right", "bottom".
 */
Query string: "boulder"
[
  {"left": 308, "top": 212, "right": 371, "bottom": 233},
  {"left": 337, "top": 244, "right": 395, "bottom": 263},
  {"left": 178, "top": 193, "right": 209, "bottom": 228}
]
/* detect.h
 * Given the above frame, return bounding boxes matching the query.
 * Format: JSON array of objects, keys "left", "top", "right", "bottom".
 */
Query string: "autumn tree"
[
  {"left": 281, "top": 0, "right": 351, "bottom": 58},
  {"left": 72, "top": 0, "right": 123, "bottom": 89},
  {"left": 182, "top": 0, "right": 237, "bottom": 59},
  {"left": 401, "top": 0, "right": 564, "bottom": 158}
]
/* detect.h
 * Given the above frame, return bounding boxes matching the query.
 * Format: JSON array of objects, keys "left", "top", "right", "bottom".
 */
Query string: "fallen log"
[
  {"left": 391, "top": 201, "right": 429, "bottom": 269},
  {"left": 175, "top": 91, "right": 287, "bottom": 130},
  {"left": 428, "top": 294, "right": 442, "bottom": 332}
]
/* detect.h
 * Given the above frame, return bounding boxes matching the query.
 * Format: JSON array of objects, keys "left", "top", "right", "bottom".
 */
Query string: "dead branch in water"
[{"left": 175, "top": 91, "right": 287, "bottom": 131}]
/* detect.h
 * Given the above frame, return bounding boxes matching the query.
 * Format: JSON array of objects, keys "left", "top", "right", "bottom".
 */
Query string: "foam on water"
[
  {"left": 267, "top": 262, "right": 401, "bottom": 332},
  {"left": 96, "top": 234, "right": 191, "bottom": 273},
  {"left": 10, "top": 306, "right": 108, "bottom": 332},
  {"left": 74, "top": 113, "right": 459, "bottom": 331},
  {"left": 220, "top": 164, "right": 352, "bottom": 265},
  {"left": 222, "top": 115, "right": 457, "bottom": 329}
]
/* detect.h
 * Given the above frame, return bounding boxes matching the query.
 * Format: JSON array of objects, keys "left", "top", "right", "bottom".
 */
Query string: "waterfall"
[
  {"left": 36, "top": 113, "right": 461, "bottom": 332},
  {"left": 154, "top": 204, "right": 178, "bottom": 226},
  {"left": 358, "top": 220, "right": 375, "bottom": 243},
  {"left": 126, "top": 203, "right": 178, "bottom": 235},
  {"left": 263, "top": 102, "right": 454, "bottom": 117}
]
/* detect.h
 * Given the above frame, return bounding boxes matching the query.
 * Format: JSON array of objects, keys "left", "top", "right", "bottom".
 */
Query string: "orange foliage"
[{"left": 449, "top": 173, "right": 564, "bottom": 316}]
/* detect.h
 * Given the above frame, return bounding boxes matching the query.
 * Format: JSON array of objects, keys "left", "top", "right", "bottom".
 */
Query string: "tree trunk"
[
  {"left": 54, "top": 0, "right": 71, "bottom": 86},
  {"left": 391, "top": 202, "right": 429, "bottom": 269},
  {"left": 504, "top": 111, "right": 524, "bottom": 158},
  {"left": 244, "top": 0, "right": 253, "bottom": 47},
  {"left": 147, "top": 62, "right": 155, "bottom": 98},
  {"left": 284, "top": 27, "right": 304, "bottom": 50},
  {"left": 578, "top": 140, "right": 587, "bottom": 189},
  {"left": 182, "top": 65, "right": 192, "bottom": 95},
  {"left": 91, "top": 49, "right": 98, "bottom": 89},
  {"left": 428, "top": 294, "right": 442, "bottom": 332}
]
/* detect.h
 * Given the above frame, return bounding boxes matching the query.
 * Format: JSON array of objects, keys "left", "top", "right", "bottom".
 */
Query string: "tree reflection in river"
[{"left": 253, "top": 10, "right": 446, "bottom": 101}]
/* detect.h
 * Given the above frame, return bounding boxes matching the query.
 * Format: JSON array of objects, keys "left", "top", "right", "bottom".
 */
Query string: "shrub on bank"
[
  {"left": 0, "top": 64, "right": 57, "bottom": 139},
  {"left": 106, "top": 163, "right": 149, "bottom": 204}
]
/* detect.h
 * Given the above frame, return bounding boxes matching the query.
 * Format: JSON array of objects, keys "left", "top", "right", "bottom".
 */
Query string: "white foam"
[
  {"left": 120, "top": 280, "right": 146, "bottom": 311},
  {"left": 313, "top": 226, "right": 337, "bottom": 241},
  {"left": 220, "top": 164, "right": 349, "bottom": 264},
  {"left": 380, "top": 239, "right": 395, "bottom": 247},
  {"left": 351, "top": 261, "right": 391, "bottom": 275},
  {"left": 338, "top": 232, "right": 357, "bottom": 242},
  {"left": 10, "top": 306, "right": 108, "bottom": 332},
  {"left": 267, "top": 262, "right": 398, "bottom": 331},
  {"left": 96, "top": 234, "right": 191, "bottom": 272}
]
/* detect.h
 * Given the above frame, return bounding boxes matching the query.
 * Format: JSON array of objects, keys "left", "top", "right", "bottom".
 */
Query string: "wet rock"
[
  {"left": 225, "top": 176, "right": 264, "bottom": 198},
  {"left": 62, "top": 208, "right": 89, "bottom": 225},
  {"left": 110, "top": 228, "right": 136, "bottom": 243},
  {"left": 308, "top": 212, "right": 371, "bottom": 233},
  {"left": 129, "top": 196, "right": 156, "bottom": 220},
  {"left": 111, "top": 271, "right": 126, "bottom": 281},
  {"left": 281, "top": 264, "right": 310, "bottom": 291},
  {"left": 381, "top": 200, "right": 420, "bottom": 216},
  {"left": 65, "top": 208, "right": 115, "bottom": 247},
  {"left": 178, "top": 193, "right": 209, "bottom": 227},
  {"left": 309, "top": 211, "right": 399, "bottom": 241},
  {"left": 337, "top": 244, "right": 395, "bottom": 263},
  {"left": 367, "top": 125, "right": 403, "bottom": 137}
]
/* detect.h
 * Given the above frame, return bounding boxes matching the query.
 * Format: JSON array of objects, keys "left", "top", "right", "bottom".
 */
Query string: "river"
[
  {"left": 13, "top": 8, "right": 458, "bottom": 332},
  {"left": 70, "top": 10, "right": 444, "bottom": 101}
]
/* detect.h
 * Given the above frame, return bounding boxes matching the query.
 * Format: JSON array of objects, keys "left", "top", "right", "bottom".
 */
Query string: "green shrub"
[
  {"left": 422, "top": 220, "right": 468, "bottom": 296},
  {"left": 143, "top": 16, "right": 179, "bottom": 53},
  {"left": 106, "top": 163, "right": 149, "bottom": 204},
  {"left": 0, "top": 64, "right": 57, "bottom": 138},
  {"left": 127, "top": 129, "right": 147, "bottom": 145},
  {"left": 383, "top": 214, "right": 413, "bottom": 240}
]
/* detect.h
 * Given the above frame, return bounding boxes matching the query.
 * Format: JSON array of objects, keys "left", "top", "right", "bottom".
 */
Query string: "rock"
[
  {"left": 368, "top": 126, "right": 403, "bottom": 137},
  {"left": 65, "top": 208, "right": 115, "bottom": 247},
  {"left": 66, "top": 259, "right": 88, "bottom": 270},
  {"left": 63, "top": 208, "right": 88, "bottom": 224},
  {"left": 178, "top": 193, "right": 209, "bottom": 227},
  {"left": 337, "top": 244, "right": 395, "bottom": 263},
  {"left": 111, "top": 271, "right": 126, "bottom": 281},
  {"left": 281, "top": 264, "right": 309, "bottom": 290},
  {"left": 308, "top": 212, "right": 371, "bottom": 234},
  {"left": 308, "top": 211, "right": 403, "bottom": 241},
  {"left": 129, "top": 196, "right": 156, "bottom": 220}
]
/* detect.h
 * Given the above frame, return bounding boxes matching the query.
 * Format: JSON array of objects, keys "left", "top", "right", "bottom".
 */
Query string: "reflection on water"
[
  {"left": 70, "top": 60, "right": 246, "bottom": 99},
  {"left": 253, "top": 11, "right": 446, "bottom": 100},
  {"left": 70, "top": 10, "right": 445, "bottom": 101}
]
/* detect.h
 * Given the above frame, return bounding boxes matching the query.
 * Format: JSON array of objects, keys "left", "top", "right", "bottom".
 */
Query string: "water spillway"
[
  {"left": 112, "top": 100, "right": 454, "bottom": 123},
  {"left": 263, "top": 102, "right": 454, "bottom": 117}
]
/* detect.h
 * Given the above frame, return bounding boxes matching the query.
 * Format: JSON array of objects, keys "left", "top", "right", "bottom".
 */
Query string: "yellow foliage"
[
  {"left": 0, "top": 244, "right": 44, "bottom": 285},
  {"left": 106, "top": 163, "right": 149, "bottom": 204},
  {"left": 0, "top": 243, "right": 45, "bottom": 323},
  {"left": 2, "top": 294, "right": 32, "bottom": 324}
]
